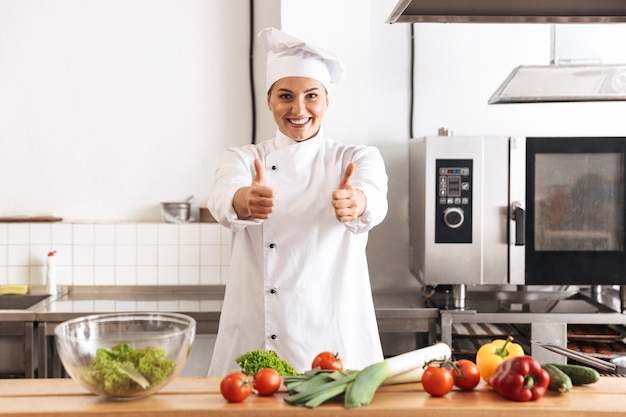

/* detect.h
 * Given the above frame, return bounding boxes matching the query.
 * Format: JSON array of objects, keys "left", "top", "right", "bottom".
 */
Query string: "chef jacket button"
[
  {"left": 270, "top": 288, "right": 277, "bottom": 294},
  {"left": 271, "top": 165, "right": 277, "bottom": 170},
  {"left": 271, "top": 334, "right": 277, "bottom": 340},
  {"left": 269, "top": 243, "right": 276, "bottom": 249}
]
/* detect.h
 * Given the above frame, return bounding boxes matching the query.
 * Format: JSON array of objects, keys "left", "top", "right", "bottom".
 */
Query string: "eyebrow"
[{"left": 276, "top": 87, "right": 321, "bottom": 94}]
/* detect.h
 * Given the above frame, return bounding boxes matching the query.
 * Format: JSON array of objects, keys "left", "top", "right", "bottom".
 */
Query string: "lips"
[{"left": 288, "top": 117, "right": 311, "bottom": 126}]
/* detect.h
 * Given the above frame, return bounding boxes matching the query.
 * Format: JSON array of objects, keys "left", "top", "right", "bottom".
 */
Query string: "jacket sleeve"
[
  {"left": 207, "top": 146, "right": 263, "bottom": 232},
  {"left": 344, "top": 145, "right": 388, "bottom": 234}
]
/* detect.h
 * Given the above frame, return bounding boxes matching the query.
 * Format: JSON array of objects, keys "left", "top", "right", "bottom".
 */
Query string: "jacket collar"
[{"left": 275, "top": 129, "right": 324, "bottom": 149}]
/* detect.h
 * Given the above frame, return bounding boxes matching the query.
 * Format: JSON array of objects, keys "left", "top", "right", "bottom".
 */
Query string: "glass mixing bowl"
[{"left": 55, "top": 312, "right": 196, "bottom": 400}]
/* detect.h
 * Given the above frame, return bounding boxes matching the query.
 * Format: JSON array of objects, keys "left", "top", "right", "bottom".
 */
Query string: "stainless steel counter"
[
  {"left": 34, "top": 285, "right": 224, "bottom": 327},
  {"left": 9, "top": 284, "right": 626, "bottom": 379},
  {"left": 33, "top": 285, "right": 438, "bottom": 378},
  {"left": 8, "top": 284, "right": 625, "bottom": 380}
]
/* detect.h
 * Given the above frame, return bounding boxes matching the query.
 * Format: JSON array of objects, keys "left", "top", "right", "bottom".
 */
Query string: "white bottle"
[{"left": 46, "top": 250, "right": 57, "bottom": 295}]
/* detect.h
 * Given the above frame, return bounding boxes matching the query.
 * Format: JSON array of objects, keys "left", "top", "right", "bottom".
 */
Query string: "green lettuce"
[
  {"left": 79, "top": 343, "right": 175, "bottom": 397},
  {"left": 235, "top": 349, "right": 299, "bottom": 376}
]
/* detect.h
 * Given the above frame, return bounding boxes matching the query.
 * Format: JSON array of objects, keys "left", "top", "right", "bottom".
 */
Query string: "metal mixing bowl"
[
  {"left": 160, "top": 202, "right": 191, "bottom": 223},
  {"left": 55, "top": 312, "right": 196, "bottom": 400}
]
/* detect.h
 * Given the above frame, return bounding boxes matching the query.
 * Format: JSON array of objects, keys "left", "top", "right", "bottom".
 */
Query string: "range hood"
[
  {"left": 489, "top": 64, "right": 626, "bottom": 104},
  {"left": 386, "top": 0, "right": 626, "bottom": 24},
  {"left": 387, "top": 0, "right": 626, "bottom": 103}
]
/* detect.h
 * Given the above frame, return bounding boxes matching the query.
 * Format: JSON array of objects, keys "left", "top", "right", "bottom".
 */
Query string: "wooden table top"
[{"left": 0, "top": 376, "right": 624, "bottom": 416}]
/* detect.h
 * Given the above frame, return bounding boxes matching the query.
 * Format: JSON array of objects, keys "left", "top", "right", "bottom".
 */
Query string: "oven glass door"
[{"left": 525, "top": 137, "right": 626, "bottom": 285}]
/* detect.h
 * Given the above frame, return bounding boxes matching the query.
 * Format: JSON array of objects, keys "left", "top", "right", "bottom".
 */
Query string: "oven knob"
[{"left": 443, "top": 207, "right": 464, "bottom": 228}]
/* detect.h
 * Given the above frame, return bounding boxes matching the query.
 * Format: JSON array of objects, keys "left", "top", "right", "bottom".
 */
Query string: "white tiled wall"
[{"left": 0, "top": 222, "right": 231, "bottom": 287}]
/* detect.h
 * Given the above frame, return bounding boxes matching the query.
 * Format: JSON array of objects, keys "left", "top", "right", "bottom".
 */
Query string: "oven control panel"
[{"left": 435, "top": 159, "right": 472, "bottom": 243}]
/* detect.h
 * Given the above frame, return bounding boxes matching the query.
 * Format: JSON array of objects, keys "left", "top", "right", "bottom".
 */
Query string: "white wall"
[
  {"left": 412, "top": 23, "right": 626, "bottom": 137},
  {"left": 0, "top": 0, "right": 250, "bottom": 221}
]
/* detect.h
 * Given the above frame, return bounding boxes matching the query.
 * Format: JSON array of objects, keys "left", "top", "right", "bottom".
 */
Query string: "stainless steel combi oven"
[{"left": 409, "top": 135, "right": 626, "bottom": 297}]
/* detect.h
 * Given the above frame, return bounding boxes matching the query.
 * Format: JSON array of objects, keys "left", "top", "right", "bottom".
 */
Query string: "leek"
[
  {"left": 382, "top": 366, "right": 425, "bottom": 385},
  {"left": 344, "top": 342, "right": 451, "bottom": 408},
  {"left": 283, "top": 369, "right": 359, "bottom": 407},
  {"left": 283, "top": 343, "right": 452, "bottom": 409}
]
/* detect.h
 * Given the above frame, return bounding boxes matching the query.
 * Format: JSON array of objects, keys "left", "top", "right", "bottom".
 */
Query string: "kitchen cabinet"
[
  {"left": 0, "top": 376, "right": 624, "bottom": 416},
  {"left": 0, "top": 312, "right": 36, "bottom": 378},
  {"left": 0, "top": 294, "right": 50, "bottom": 378}
]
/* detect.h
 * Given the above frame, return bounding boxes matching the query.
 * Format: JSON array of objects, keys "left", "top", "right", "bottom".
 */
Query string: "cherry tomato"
[
  {"left": 452, "top": 359, "right": 481, "bottom": 390},
  {"left": 253, "top": 367, "right": 282, "bottom": 396},
  {"left": 220, "top": 372, "right": 251, "bottom": 403},
  {"left": 421, "top": 365, "right": 454, "bottom": 397},
  {"left": 311, "top": 351, "right": 343, "bottom": 371}
]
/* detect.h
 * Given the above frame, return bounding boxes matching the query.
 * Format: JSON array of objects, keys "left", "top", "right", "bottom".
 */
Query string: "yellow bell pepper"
[{"left": 475, "top": 335, "right": 525, "bottom": 384}]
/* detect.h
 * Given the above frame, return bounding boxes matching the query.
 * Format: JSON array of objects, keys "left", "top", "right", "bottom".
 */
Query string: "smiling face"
[{"left": 267, "top": 77, "right": 329, "bottom": 141}]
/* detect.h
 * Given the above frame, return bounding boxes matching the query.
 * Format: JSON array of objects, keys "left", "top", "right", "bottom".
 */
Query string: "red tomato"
[
  {"left": 220, "top": 372, "right": 251, "bottom": 403},
  {"left": 452, "top": 359, "right": 481, "bottom": 390},
  {"left": 253, "top": 368, "right": 282, "bottom": 396},
  {"left": 421, "top": 365, "right": 454, "bottom": 397},
  {"left": 311, "top": 351, "right": 343, "bottom": 371}
]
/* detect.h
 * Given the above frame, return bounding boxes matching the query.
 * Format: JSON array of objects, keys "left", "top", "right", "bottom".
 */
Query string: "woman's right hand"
[
  {"left": 233, "top": 158, "right": 275, "bottom": 220},
  {"left": 332, "top": 162, "right": 366, "bottom": 222}
]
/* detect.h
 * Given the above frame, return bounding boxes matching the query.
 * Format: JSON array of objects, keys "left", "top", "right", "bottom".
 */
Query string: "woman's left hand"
[{"left": 332, "top": 163, "right": 366, "bottom": 222}]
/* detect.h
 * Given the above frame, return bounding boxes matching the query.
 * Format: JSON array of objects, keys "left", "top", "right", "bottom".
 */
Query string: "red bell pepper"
[{"left": 489, "top": 355, "right": 550, "bottom": 402}]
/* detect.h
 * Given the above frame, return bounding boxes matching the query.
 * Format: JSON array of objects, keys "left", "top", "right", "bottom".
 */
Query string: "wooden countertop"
[{"left": 0, "top": 376, "right": 624, "bottom": 416}]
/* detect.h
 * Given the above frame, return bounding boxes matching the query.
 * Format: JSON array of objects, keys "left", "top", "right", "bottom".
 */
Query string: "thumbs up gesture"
[
  {"left": 233, "top": 158, "right": 275, "bottom": 220},
  {"left": 332, "top": 162, "right": 366, "bottom": 222}
]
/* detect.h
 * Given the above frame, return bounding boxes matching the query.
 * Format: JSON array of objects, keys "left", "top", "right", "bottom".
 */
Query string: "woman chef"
[{"left": 207, "top": 27, "right": 388, "bottom": 376}]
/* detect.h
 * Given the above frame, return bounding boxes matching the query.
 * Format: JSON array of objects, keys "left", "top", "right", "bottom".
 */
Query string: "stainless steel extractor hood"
[
  {"left": 490, "top": 24, "right": 626, "bottom": 104},
  {"left": 386, "top": 0, "right": 626, "bottom": 24},
  {"left": 488, "top": 64, "right": 626, "bottom": 103}
]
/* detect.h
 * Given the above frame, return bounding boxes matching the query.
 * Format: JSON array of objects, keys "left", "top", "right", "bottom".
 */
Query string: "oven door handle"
[{"left": 511, "top": 202, "right": 525, "bottom": 246}]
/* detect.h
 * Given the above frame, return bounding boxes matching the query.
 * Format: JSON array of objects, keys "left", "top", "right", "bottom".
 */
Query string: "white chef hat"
[{"left": 257, "top": 27, "right": 345, "bottom": 92}]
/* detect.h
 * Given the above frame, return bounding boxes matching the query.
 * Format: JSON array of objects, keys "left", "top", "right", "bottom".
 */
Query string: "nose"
[{"left": 291, "top": 97, "right": 306, "bottom": 115}]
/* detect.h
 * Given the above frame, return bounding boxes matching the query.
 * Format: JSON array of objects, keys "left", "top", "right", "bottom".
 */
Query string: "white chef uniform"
[{"left": 206, "top": 28, "right": 388, "bottom": 376}]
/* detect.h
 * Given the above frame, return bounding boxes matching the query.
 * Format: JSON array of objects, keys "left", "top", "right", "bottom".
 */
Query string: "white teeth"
[{"left": 289, "top": 118, "right": 309, "bottom": 125}]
